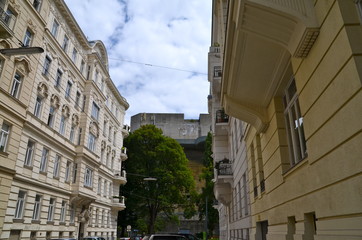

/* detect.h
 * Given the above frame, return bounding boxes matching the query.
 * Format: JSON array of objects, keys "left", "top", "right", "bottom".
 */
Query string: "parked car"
[
  {"left": 142, "top": 234, "right": 187, "bottom": 240},
  {"left": 82, "top": 237, "right": 106, "bottom": 240},
  {"left": 50, "top": 239, "right": 77, "bottom": 240},
  {"left": 176, "top": 233, "right": 199, "bottom": 240}
]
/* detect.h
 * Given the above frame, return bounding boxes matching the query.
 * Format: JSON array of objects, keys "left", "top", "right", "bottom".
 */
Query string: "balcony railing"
[
  {"left": 217, "top": 162, "right": 232, "bottom": 175},
  {"left": 216, "top": 109, "right": 229, "bottom": 123},
  {"left": 209, "top": 46, "right": 220, "bottom": 53},
  {"left": 120, "top": 147, "right": 127, "bottom": 161}
]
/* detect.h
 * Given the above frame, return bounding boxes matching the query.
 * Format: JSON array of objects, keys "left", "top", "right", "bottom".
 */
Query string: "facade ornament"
[
  {"left": 72, "top": 114, "right": 79, "bottom": 126},
  {"left": 101, "top": 140, "right": 106, "bottom": 150},
  {"left": 50, "top": 94, "right": 60, "bottom": 109},
  {"left": 62, "top": 105, "right": 70, "bottom": 118},
  {"left": 37, "top": 82, "right": 49, "bottom": 98},
  {"left": 14, "top": 57, "right": 32, "bottom": 75},
  {"left": 89, "top": 121, "right": 99, "bottom": 137}
]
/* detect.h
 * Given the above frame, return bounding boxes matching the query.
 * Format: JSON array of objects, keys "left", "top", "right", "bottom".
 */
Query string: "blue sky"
[{"left": 64, "top": 0, "right": 212, "bottom": 124}]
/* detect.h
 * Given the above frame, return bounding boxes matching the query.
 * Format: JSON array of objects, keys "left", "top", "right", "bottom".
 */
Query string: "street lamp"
[{"left": 0, "top": 47, "right": 44, "bottom": 56}]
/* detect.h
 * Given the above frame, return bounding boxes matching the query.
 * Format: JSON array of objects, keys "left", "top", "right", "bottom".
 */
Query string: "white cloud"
[{"left": 64, "top": 0, "right": 211, "bottom": 124}]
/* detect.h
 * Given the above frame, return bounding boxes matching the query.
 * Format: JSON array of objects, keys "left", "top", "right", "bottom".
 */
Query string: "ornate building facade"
[
  {"left": 209, "top": 0, "right": 362, "bottom": 239},
  {"left": 0, "top": 0, "right": 129, "bottom": 239}
]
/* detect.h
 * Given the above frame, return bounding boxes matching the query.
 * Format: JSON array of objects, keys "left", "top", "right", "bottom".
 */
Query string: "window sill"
[
  {"left": 84, "top": 185, "right": 93, "bottom": 190},
  {"left": 70, "top": 223, "right": 75, "bottom": 226},
  {"left": 39, "top": 171, "right": 47, "bottom": 176},
  {"left": 13, "top": 218, "right": 24, "bottom": 223},
  {"left": 282, "top": 158, "right": 308, "bottom": 179},
  {"left": 47, "top": 221, "right": 55, "bottom": 225},
  {"left": 24, "top": 165, "right": 33, "bottom": 170},
  {"left": 31, "top": 220, "right": 41, "bottom": 224},
  {"left": 0, "top": 151, "right": 9, "bottom": 157},
  {"left": 59, "top": 222, "right": 66, "bottom": 225},
  {"left": 53, "top": 176, "right": 60, "bottom": 180}
]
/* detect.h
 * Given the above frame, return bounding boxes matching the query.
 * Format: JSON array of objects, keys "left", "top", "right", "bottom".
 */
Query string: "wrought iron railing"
[{"left": 216, "top": 109, "right": 229, "bottom": 123}]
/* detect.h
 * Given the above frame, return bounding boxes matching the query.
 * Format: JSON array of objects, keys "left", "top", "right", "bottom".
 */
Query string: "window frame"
[
  {"left": 88, "top": 132, "right": 96, "bottom": 151},
  {"left": 24, "top": 139, "right": 35, "bottom": 166},
  {"left": 42, "top": 56, "right": 52, "bottom": 76},
  {"left": 53, "top": 154, "right": 61, "bottom": 178},
  {"left": 62, "top": 35, "right": 69, "bottom": 51},
  {"left": 32, "top": 194, "right": 42, "bottom": 220},
  {"left": 23, "top": 29, "right": 33, "bottom": 47},
  {"left": 84, "top": 166, "right": 93, "bottom": 187},
  {"left": 55, "top": 69, "right": 62, "bottom": 87},
  {"left": 10, "top": 72, "right": 22, "bottom": 98},
  {"left": 34, "top": 96, "right": 43, "bottom": 118},
  {"left": 59, "top": 115, "right": 67, "bottom": 136},
  {"left": 51, "top": 19, "right": 59, "bottom": 37},
  {"left": 65, "top": 80, "right": 72, "bottom": 99},
  {"left": 39, "top": 147, "right": 49, "bottom": 172},
  {"left": 0, "top": 122, "right": 10, "bottom": 152},
  {"left": 47, "top": 198, "right": 55, "bottom": 221},
  {"left": 14, "top": 190, "right": 26, "bottom": 219},
  {"left": 283, "top": 77, "right": 307, "bottom": 167},
  {"left": 60, "top": 200, "right": 66, "bottom": 222},
  {"left": 91, "top": 102, "right": 100, "bottom": 120},
  {"left": 65, "top": 160, "right": 71, "bottom": 182},
  {"left": 47, "top": 106, "right": 55, "bottom": 127}
]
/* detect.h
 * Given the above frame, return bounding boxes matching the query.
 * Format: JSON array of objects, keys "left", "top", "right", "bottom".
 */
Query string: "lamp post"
[{"left": 0, "top": 46, "right": 44, "bottom": 56}]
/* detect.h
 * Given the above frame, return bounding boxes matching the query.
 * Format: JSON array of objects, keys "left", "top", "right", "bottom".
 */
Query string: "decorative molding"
[
  {"left": 50, "top": 94, "right": 60, "bottom": 109},
  {"left": 62, "top": 104, "right": 70, "bottom": 118},
  {"left": 14, "top": 57, "right": 32, "bottom": 75},
  {"left": 37, "top": 82, "right": 49, "bottom": 98}
]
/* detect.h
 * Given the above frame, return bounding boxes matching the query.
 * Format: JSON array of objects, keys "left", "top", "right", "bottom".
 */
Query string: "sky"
[{"left": 63, "top": 0, "right": 212, "bottom": 124}]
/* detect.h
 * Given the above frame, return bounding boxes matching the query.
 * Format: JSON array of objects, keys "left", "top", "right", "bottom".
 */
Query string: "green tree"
[
  {"left": 198, "top": 132, "right": 219, "bottom": 236},
  {"left": 120, "top": 125, "right": 197, "bottom": 234}
]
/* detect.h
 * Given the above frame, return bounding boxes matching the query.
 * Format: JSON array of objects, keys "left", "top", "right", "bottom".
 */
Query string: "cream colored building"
[
  {"left": 0, "top": 0, "right": 129, "bottom": 239},
  {"left": 210, "top": 0, "right": 362, "bottom": 239}
]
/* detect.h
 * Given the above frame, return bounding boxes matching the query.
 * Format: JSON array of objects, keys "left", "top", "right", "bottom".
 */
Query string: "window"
[
  {"left": 47, "top": 106, "right": 55, "bottom": 127},
  {"left": 72, "top": 48, "right": 77, "bottom": 63},
  {"left": 88, "top": 133, "right": 96, "bottom": 151},
  {"left": 0, "top": 123, "right": 10, "bottom": 152},
  {"left": 14, "top": 190, "right": 26, "bottom": 219},
  {"left": 69, "top": 125, "right": 75, "bottom": 142},
  {"left": 47, "top": 198, "right": 55, "bottom": 221},
  {"left": 109, "top": 183, "right": 112, "bottom": 199},
  {"left": 103, "top": 120, "right": 107, "bottom": 136},
  {"left": 59, "top": 115, "right": 66, "bottom": 136},
  {"left": 55, "top": 69, "right": 62, "bottom": 87},
  {"left": 80, "top": 60, "right": 85, "bottom": 74},
  {"left": 113, "top": 131, "right": 117, "bottom": 145},
  {"left": 62, "top": 35, "right": 69, "bottom": 51},
  {"left": 51, "top": 20, "right": 59, "bottom": 37},
  {"left": 23, "top": 29, "right": 32, "bottom": 47},
  {"left": 32, "top": 194, "right": 41, "bottom": 220},
  {"left": 101, "top": 78, "right": 105, "bottom": 92},
  {"left": 72, "top": 163, "right": 77, "bottom": 184},
  {"left": 97, "top": 177, "right": 101, "bottom": 195},
  {"left": 77, "top": 128, "right": 82, "bottom": 145},
  {"left": 24, "top": 140, "right": 35, "bottom": 166},
  {"left": 65, "top": 161, "right": 71, "bottom": 182},
  {"left": 91, "top": 102, "right": 100, "bottom": 120},
  {"left": 10, "top": 73, "right": 22, "bottom": 98},
  {"left": 42, "top": 56, "right": 51, "bottom": 76},
  {"left": 4, "top": 8, "right": 15, "bottom": 27},
  {"left": 283, "top": 78, "right": 307, "bottom": 166},
  {"left": 32, "top": 0, "right": 41, "bottom": 12},
  {"left": 65, "top": 81, "right": 72, "bottom": 98},
  {"left": 34, "top": 96, "right": 43, "bottom": 118},
  {"left": 53, "top": 154, "right": 61, "bottom": 178},
  {"left": 60, "top": 200, "right": 66, "bottom": 222},
  {"left": 40, "top": 148, "right": 49, "bottom": 172},
  {"left": 69, "top": 204, "right": 75, "bottom": 223},
  {"left": 94, "top": 70, "right": 99, "bottom": 83},
  {"left": 103, "top": 180, "right": 107, "bottom": 197},
  {"left": 75, "top": 91, "right": 81, "bottom": 108},
  {"left": 84, "top": 167, "right": 93, "bottom": 187}
]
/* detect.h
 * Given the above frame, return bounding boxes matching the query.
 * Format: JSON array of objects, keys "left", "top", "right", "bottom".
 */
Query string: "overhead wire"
[{"left": 108, "top": 57, "right": 207, "bottom": 75}]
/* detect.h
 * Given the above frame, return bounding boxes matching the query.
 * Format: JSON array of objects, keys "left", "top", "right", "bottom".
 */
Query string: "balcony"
[
  {"left": 221, "top": 0, "right": 319, "bottom": 133},
  {"left": 120, "top": 147, "right": 127, "bottom": 161},
  {"left": 214, "top": 109, "right": 229, "bottom": 136},
  {"left": 214, "top": 158, "right": 233, "bottom": 205},
  {"left": 114, "top": 170, "right": 127, "bottom": 185},
  {"left": 111, "top": 196, "right": 126, "bottom": 211},
  {"left": 122, "top": 124, "right": 130, "bottom": 136},
  {"left": 0, "top": 6, "right": 15, "bottom": 38}
]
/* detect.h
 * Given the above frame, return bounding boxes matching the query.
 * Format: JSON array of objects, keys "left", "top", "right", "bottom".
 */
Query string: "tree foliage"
[
  {"left": 197, "top": 132, "right": 219, "bottom": 235},
  {"left": 119, "top": 125, "right": 197, "bottom": 234}
]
